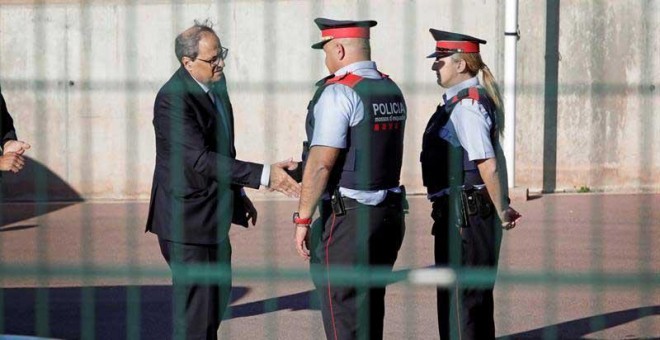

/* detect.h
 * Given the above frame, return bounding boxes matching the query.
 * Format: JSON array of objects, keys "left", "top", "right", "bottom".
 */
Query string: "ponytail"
[
  {"left": 480, "top": 64, "right": 505, "bottom": 135},
  {"left": 452, "top": 53, "right": 505, "bottom": 135}
]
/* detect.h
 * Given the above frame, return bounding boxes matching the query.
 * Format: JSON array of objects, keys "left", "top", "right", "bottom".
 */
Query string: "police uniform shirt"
[
  {"left": 440, "top": 76, "right": 495, "bottom": 161},
  {"left": 310, "top": 60, "right": 398, "bottom": 205},
  {"left": 428, "top": 76, "right": 494, "bottom": 199}
]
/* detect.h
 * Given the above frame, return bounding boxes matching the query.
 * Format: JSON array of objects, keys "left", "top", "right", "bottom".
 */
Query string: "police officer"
[
  {"left": 293, "top": 18, "right": 407, "bottom": 340},
  {"left": 420, "top": 29, "right": 521, "bottom": 340}
]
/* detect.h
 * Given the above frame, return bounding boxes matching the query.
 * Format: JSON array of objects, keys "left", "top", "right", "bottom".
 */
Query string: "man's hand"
[
  {"left": 242, "top": 195, "right": 258, "bottom": 226},
  {"left": 0, "top": 152, "right": 25, "bottom": 173},
  {"left": 294, "top": 225, "right": 311, "bottom": 260},
  {"left": 500, "top": 206, "right": 521, "bottom": 230},
  {"left": 3, "top": 140, "right": 31, "bottom": 155},
  {"left": 269, "top": 159, "right": 302, "bottom": 198}
]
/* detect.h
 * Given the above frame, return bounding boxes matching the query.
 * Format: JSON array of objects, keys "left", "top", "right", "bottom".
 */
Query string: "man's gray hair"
[{"left": 175, "top": 19, "right": 216, "bottom": 63}]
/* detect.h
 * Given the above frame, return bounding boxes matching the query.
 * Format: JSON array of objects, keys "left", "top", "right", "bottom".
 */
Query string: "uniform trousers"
[
  {"left": 311, "top": 193, "right": 405, "bottom": 340},
  {"left": 432, "top": 197, "right": 502, "bottom": 340},
  {"left": 159, "top": 237, "right": 232, "bottom": 340}
]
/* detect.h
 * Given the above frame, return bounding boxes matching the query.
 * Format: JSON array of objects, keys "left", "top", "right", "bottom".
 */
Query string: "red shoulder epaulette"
[
  {"left": 325, "top": 73, "right": 364, "bottom": 88},
  {"left": 448, "top": 87, "right": 482, "bottom": 105}
]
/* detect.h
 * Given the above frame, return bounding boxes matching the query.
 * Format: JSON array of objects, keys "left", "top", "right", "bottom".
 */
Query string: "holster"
[
  {"left": 460, "top": 185, "right": 493, "bottom": 219},
  {"left": 330, "top": 188, "right": 346, "bottom": 216}
]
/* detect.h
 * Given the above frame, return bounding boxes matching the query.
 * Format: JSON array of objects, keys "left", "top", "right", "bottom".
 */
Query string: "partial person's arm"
[
  {"left": 0, "top": 91, "right": 30, "bottom": 173},
  {"left": 0, "top": 91, "right": 17, "bottom": 146},
  {"left": 294, "top": 145, "right": 340, "bottom": 259}
]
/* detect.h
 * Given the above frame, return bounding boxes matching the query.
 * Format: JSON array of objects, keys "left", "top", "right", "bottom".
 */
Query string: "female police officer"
[{"left": 420, "top": 29, "right": 521, "bottom": 340}]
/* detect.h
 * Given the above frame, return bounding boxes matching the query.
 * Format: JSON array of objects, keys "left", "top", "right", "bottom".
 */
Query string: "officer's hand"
[
  {"left": 0, "top": 152, "right": 25, "bottom": 173},
  {"left": 501, "top": 206, "right": 521, "bottom": 230},
  {"left": 294, "top": 225, "right": 311, "bottom": 260},
  {"left": 269, "top": 159, "right": 302, "bottom": 198},
  {"left": 3, "top": 140, "right": 31, "bottom": 155}
]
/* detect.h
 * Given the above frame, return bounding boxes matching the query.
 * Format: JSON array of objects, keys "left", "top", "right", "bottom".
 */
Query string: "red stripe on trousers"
[{"left": 325, "top": 213, "right": 339, "bottom": 340}]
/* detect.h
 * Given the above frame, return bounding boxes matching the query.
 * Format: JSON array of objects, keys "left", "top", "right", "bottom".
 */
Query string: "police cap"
[
  {"left": 312, "top": 18, "right": 377, "bottom": 49},
  {"left": 427, "top": 28, "right": 487, "bottom": 58}
]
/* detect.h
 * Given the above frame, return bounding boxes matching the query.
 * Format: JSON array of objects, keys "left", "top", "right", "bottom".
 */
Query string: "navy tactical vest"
[
  {"left": 304, "top": 72, "right": 407, "bottom": 192},
  {"left": 420, "top": 87, "right": 498, "bottom": 194}
]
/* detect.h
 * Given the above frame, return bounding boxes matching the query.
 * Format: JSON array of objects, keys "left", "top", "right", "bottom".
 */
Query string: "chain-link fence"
[{"left": 0, "top": 1, "right": 658, "bottom": 339}]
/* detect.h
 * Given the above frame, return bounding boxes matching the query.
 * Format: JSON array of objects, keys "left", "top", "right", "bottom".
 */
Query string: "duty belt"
[
  {"left": 432, "top": 185, "right": 493, "bottom": 219},
  {"left": 328, "top": 186, "right": 406, "bottom": 216}
]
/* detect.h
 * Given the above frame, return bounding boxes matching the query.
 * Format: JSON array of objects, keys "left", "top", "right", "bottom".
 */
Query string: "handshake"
[
  {"left": 0, "top": 140, "right": 31, "bottom": 173},
  {"left": 267, "top": 159, "right": 303, "bottom": 198}
]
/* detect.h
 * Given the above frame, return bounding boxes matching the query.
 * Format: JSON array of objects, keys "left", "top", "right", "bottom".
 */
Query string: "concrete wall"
[
  {"left": 517, "top": 0, "right": 659, "bottom": 193},
  {"left": 0, "top": 0, "right": 657, "bottom": 200}
]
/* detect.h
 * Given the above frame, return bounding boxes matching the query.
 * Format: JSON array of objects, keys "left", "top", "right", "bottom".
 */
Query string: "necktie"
[{"left": 208, "top": 91, "right": 231, "bottom": 139}]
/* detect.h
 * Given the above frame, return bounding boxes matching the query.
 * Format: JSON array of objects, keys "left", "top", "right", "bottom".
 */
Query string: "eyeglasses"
[{"left": 197, "top": 47, "right": 229, "bottom": 65}]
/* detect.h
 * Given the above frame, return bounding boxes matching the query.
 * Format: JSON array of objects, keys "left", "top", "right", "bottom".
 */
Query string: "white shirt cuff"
[{"left": 260, "top": 164, "right": 271, "bottom": 187}]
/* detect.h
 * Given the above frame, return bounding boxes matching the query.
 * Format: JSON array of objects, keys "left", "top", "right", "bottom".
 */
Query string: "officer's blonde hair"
[{"left": 451, "top": 53, "right": 505, "bottom": 135}]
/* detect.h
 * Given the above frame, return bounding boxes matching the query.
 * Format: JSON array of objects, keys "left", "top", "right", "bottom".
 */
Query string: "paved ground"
[{"left": 0, "top": 193, "right": 659, "bottom": 339}]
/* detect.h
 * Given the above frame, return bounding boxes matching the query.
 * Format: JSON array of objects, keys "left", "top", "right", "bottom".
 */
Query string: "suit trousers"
[
  {"left": 159, "top": 237, "right": 232, "bottom": 340},
  {"left": 311, "top": 193, "right": 405, "bottom": 340},
  {"left": 432, "top": 198, "right": 502, "bottom": 340}
]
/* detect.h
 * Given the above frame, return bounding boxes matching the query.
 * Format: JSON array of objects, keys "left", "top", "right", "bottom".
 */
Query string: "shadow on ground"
[
  {"left": 499, "top": 305, "right": 660, "bottom": 339},
  {"left": 1, "top": 157, "right": 83, "bottom": 227},
  {"left": 3, "top": 283, "right": 658, "bottom": 339},
  {"left": 1, "top": 285, "right": 317, "bottom": 340}
]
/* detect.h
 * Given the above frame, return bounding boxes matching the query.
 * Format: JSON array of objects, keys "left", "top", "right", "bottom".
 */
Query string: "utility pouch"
[
  {"left": 475, "top": 189, "right": 493, "bottom": 218},
  {"left": 330, "top": 188, "right": 346, "bottom": 216}
]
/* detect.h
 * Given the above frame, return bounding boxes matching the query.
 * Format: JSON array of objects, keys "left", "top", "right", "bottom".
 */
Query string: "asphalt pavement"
[{"left": 0, "top": 193, "right": 658, "bottom": 339}]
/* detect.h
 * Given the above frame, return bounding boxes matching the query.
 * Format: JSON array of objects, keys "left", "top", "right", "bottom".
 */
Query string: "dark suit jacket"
[
  {"left": 0, "top": 88, "right": 17, "bottom": 150},
  {"left": 146, "top": 67, "right": 263, "bottom": 245}
]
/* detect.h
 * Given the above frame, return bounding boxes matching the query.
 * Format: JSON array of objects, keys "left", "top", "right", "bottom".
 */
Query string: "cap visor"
[
  {"left": 312, "top": 39, "right": 331, "bottom": 49},
  {"left": 426, "top": 51, "right": 454, "bottom": 58}
]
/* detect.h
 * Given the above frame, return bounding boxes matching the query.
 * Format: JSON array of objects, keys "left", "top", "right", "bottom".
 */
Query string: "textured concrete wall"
[
  {"left": 0, "top": 0, "right": 502, "bottom": 200},
  {"left": 517, "top": 0, "right": 659, "bottom": 193},
  {"left": 0, "top": 0, "right": 657, "bottom": 200}
]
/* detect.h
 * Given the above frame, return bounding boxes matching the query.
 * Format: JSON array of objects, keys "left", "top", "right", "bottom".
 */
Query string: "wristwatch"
[{"left": 292, "top": 212, "right": 312, "bottom": 225}]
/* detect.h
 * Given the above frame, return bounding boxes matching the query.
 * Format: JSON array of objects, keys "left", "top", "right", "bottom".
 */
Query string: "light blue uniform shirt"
[
  {"left": 428, "top": 77, "right": 494, "bottom": 199},
  {"left": 310, "top": 61, "right": 400, "bottom": 205}
]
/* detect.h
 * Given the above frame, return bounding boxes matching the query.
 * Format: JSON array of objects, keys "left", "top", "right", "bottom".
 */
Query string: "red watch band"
[{"left": 292, "top": 212, "right": 312, "bottom": 225}]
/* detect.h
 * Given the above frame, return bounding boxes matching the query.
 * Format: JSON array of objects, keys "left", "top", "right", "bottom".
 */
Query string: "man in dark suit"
[
  {"left": 0, "top": 88, "right": 30, "bottom": 175},
  {"left": 146, "top": 21, "right": 300, "bottom": 340}
]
